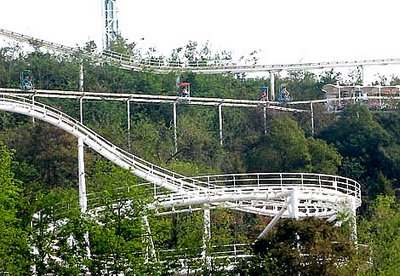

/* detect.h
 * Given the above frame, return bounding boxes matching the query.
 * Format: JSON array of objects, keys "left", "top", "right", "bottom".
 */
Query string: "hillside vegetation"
[{"left": 0, "top": 39, "right": 400, "bottom": 274}]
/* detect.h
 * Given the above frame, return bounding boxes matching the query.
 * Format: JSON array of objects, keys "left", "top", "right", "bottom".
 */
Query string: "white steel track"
[
  {"left": 1, "top": 28, "right": 399, "bottom": 74},
  {"left": 0, "top": 88, "right": 308, "bottom": 113},
  {"left": 0, "top": 94, "right": 361, "bottom": 220}
]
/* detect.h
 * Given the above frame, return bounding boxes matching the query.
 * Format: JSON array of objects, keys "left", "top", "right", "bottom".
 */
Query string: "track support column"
[
  {"left": 31, "top": 95, "right": 35, "bottom": 123},
  {"left": 350, "top": 197, "right": 358, "bottom": 244},
  {"left": 218, "top": 104, "right": 223, "bottom": 146},
  {"left": 142, "top": 216, "right": 156, "bottom": 262},
  {"left": 289, "top": 189, "right": 299, "bottom": 219},
  {"left": 78, "top": 138, "right": 87, "bottom": 213},
  {"left": 79, "top": 97, "right": 83, "bottom": 124},
  {"left": 202, "top": 205, "right": 211, "bottom": 267},
  {"left": 127, "top": 100, "right": 131, "bottom": 151},
  {"left": 79, "top": 63, "right": 84, "bottom": 92},
  {"left": 78, "top": 137, "right": 91, "bottom": 259},
  {"left": 263, "top": 106, "right": 267, "bottom": 134},
  {"left": 173, "top": 101, "right": 177, "bottom": 154},
  {"left": 270, "top": 72, "right": 275, "bottom": 101},
  {"left": 310, "top": 101, "right": 315, "bottom": 136}
]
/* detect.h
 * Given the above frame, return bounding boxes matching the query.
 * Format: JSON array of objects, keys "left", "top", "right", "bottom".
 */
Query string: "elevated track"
[{"left": 1, "top": 28, "right": 400, "bottom": 74}]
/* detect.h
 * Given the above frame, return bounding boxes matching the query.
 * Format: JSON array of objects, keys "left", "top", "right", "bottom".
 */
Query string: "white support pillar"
[
  {"left": 310, "top": 101, "right": 315, "bottom": 136},
  {"left": 127, "top": 100, "right": 131, "bottom": 151},
  {"left": 142, "top": 216, "right": 156, "bottom": 262},
  {"left": 289, "top": 189, "right": 299, "bottom": 219},
  {"left": 79, "top": 97, "right": 83, "bottom": 124},
  {"left": 256, "top": 200, "right": 290, "bottom": 241},
  {"left": 78, "top": 137, "right": 91, "bottom": 259},
  {"left": 350, "top": 197, "right": 358, "bottom": 244},
  {"left": 378, "top": 85, "right": 382, "bottom": 108},
  {"left": 78, "top": 138, "right": 87, "bottom": 213},
  {"left": 270, "top": 72, "right": 275, "bottom": 101},
  {"left": 218, "top": 104, "right": 223, "bottom": 146},
  {"left": 263, "top": 106, "right": 267, "bottom": 134},
  {"left": 79, "top": 63, "right": 84, "bottom": 92},
  {"left": 202, "top": 205, "right": 211, "bottom": 266},
  {"left": 173, "top": 101, "right": 177, "bottom": 154},
  {"left": 32, "top": 95, "right": 35, "bottom": 123}
]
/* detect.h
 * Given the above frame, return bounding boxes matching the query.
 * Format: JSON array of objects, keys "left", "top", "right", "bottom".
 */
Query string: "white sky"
[{"left": 1, "top": 0, "right": 400, "bottom": 83}]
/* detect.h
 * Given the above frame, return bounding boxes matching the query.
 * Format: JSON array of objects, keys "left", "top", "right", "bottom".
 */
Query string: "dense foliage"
[{"left": 0, "top": 39, "right": 399, "bottom": 274}]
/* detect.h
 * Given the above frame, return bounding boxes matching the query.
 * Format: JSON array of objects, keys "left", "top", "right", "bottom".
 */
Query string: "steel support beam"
[
  {"left": 126, "top": 100, "right": 131, "bottom": 151},
  {"left": 173, "top": 101, "right": 178, "bottom": 154},
  {"left": 218, "top": 104, "right": 223, "bottom": 146},
  {"left": 202, "top": 205, "right": 211, "bottom": 267},
  {"left": 289, "top": 189, "right": 299, "bottom": 219},
  {"left": 31, "top": 95, "right": 35, "bottom": 123},
  {"left": 256, "top": 200, "right": 290, "bottom": 241},
  {"left": 79, "top": 97, "right": 83, "bottom": 124},
  {"left": 350, "top": 197, "right": 358, "bottom": 244},
  {"left": 79, "top": 63, "right": 84, "bottom": 92},
  {"left": 142, "top": 216, "right": 156, "bottom": 262},
  {"left": 78, "top": 138, "right": 87, "bottom": 213},
  {"left": 270, "top": 72, "right": 275, "bottom": 101},
  {"left": 310, "top": 102, "right": 315, "bottom": 136},
  {"left": 263, "top": 106, "right": 267, "bottom": 134}
]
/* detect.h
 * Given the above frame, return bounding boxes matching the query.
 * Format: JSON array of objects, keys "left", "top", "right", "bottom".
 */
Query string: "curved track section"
[
  {"left": 152, "top": 173, "right": 361, "bottom": 218},
  {"left": 0, "top": 94, "right": 361, "bottom": 219}
]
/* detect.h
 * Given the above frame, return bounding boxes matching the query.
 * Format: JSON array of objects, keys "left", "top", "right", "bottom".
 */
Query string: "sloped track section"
[{"left": 0, "top": 93, "right": 361, "bottom": 219}]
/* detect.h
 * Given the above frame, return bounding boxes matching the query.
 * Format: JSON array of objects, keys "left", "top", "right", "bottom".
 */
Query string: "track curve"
[{"left": 0, "top": 93, "right": 361, "bottom": 220}]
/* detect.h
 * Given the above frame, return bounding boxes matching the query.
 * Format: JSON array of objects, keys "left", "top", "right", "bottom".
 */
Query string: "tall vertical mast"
[{"left": 103, "top": 0, "right": 119, "bottom": 50}]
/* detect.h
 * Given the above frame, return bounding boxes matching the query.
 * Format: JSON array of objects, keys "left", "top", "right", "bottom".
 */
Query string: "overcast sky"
[{"left": 1, "top": 0, "right": 400, "bottom": 83}]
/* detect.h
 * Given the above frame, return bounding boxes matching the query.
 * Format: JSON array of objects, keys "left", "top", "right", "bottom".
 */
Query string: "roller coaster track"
[
  {"left": 0, "top": 93, "right": 361, "bottom": 220},
  {"left": 0, "top": 88, "right": 308, "bottom": 113},
  {"left": 1, "top": 28, "right": 400, "bottom": 74},
  {"left": 0, "top": 26, "right": 366, "bottom": 274}
]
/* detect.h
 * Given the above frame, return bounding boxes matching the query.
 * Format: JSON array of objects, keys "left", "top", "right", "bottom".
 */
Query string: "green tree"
[
  {"left": 86, "top": 160, "right": 158, "bottom": 275},
  {"left": 235, "top": 218, "right": 355, "bottom": 276},
  {"left": 246, "top": 116, "right": 341, "bottom": 174},
  {"left": 354, "top": 196, "right": 400, "bottom": 275},
  {"left": 318, "top": 105, "right": 395, "bottom": 198},
  {"left": 0, "top": 141, "right": 30, "bottom": 274}
]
